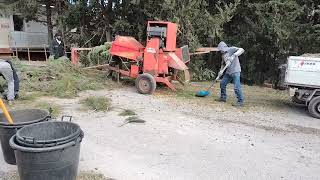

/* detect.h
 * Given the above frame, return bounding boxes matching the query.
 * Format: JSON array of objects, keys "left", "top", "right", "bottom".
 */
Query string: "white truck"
[{"left": 285, "top": 56, "right": 320, "bottom": 119}]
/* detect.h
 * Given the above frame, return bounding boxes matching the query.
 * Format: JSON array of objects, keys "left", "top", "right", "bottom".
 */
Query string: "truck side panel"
[{"left": 285, "top": 56, "right": 320, "bottom": 87}]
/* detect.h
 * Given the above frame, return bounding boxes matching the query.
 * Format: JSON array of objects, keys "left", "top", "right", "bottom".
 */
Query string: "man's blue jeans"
[{"left": 220, "top": 72, "right": 244, "bottom": 104}]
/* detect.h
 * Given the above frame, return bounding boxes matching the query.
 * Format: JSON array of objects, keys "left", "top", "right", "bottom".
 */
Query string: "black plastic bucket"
[
  {"left": 16, "top": 121, "right": 82, "bottom": 148},
  {"left": 0, "top": 109, "right": 50, "bottom": 165},
  {"left": 9, "top": 121, "right": 83, "bottom": 180},
  {"left": 10, "top": 135, "right": 82, "bottom": 180}
]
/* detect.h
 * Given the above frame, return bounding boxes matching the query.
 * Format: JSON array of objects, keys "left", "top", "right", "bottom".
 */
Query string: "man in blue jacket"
[{"left": 216, "top": 41, "right": 245, "bottom": 106}]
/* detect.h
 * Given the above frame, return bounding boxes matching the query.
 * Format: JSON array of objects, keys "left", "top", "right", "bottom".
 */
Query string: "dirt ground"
[{"left": 1, "top": 86, "right": 320, "bottom": 180}]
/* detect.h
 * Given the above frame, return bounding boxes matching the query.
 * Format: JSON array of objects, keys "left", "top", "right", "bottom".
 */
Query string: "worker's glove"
[
  {"left": 217, "top": 70, "right": 224, "bottom": 78},
  {"left": 225, "top": 60, "right": 231, "bottom": 67}
]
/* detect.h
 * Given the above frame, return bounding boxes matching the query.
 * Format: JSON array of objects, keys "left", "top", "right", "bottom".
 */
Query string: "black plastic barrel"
[
  {"left": 10, "top": 121, "right": 84, "bottom": 180},
  {"left": 0, "top": 109, "right": 50, "bottom": 165},
  {"left": 16, "top": 121, "right": 82, "bottom": 148}
]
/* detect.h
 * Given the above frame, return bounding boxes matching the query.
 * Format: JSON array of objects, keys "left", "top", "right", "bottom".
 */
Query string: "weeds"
[
  {"left": 18, "top": 91, "right": 41, "bottom": 101},
  {"left": 81, "top": 96, "right": 112, "bottom": 111},
  {"left": 119, "top": 109, "right": 136, "bottom": 116},
  {"left": 125, "top": 116, "right": 144, "bottom": 122},
  {"left": 13, "top": 60, "right": 113, "bottom": 99},
  {"left": 155, "top": 81, "right": 290, "bottom": 112},
  {"left": 34, "top": 102, "right": 61, "bottom": 118},
  {"left": 119, "top": 116, "right": 146, "bottom": 127},
  {"left": 77, "top": 171, "right": 112, "bottom": 180}
]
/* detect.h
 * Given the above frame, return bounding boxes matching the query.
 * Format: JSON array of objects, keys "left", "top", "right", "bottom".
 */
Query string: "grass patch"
[
  {"left": 13, "top": 60, "right": 115, "bottom": 99},
  {"left": 119, "top": 116, "right": 146, "bottom": 127},
  {"left": 10, "top": 99, "right": 61, "bottom": 118},
  {"left": 17, "top": 91, "right": 41, "bottom": 101},
  {"left": 155, "top": 81, "right": 290, "bottom": 112},
  {"left": 81, "top": 96, "right": 112, "bottom": 111},
  {"left": 125, "top": 116, "right": 144, "bottom": 122},
  {"left": 34, "top": 102, "right": 61, "bottom": 118},
  {"left": 176, "top": 89, "right": 198, "bottom": 99},
  {"left": 77, "top": 171, "right": 112, "bottom": 180},
  {"left": 119, "top": 109, "right": 136, "bottom": 116}
]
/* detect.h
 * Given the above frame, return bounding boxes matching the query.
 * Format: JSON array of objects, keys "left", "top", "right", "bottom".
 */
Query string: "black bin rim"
[
  {"left": 16, "top": 121, "right": 82, "bottom": 145},
  {"left": 16, "top": 130, "right": 84, "bottom": 148},
  {"left": 0, "top": 109, "right": 50, "bottom": 128},
  {"left": 10, "top": 135, "right": 82, "bottom": 153}
]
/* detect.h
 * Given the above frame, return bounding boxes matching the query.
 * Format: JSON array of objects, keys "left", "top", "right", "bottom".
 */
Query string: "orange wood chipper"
[
  {"left": 71, "top": 21, "right": 217, "bottom": 94},
  {"left": 108, "top": 21, "right": 191, "bottom": 94}
]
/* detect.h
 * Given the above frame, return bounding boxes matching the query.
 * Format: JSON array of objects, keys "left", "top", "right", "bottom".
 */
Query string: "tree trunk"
[
  {"left": 46, "top": 2, "right": 53, "bottom": 51},
  {"left": 57, "top": 1, "right": 66, "bottom": 53},
  {"left": 101, "top": 0, "right": 113, "bottom": 42},
  {"left": 106, "top": 30, "right": 112, "bottom": 42}
]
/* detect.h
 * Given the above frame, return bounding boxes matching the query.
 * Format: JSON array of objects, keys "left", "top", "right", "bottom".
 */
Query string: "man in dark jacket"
[{"left": 50, "top": 33, "right": 65, "bottom": 59}]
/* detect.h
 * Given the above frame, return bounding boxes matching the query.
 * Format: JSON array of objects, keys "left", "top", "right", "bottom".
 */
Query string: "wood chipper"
[{"left": 108, "top": 21, "right": 191, "bottom": 94}]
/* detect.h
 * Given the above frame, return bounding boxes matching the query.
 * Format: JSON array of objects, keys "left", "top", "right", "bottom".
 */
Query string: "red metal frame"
[
  {"left": 147, "top": 21, "right": 177, "bottom": 52},
  {"left": 143, "top": 38, "right": 160, "bottom": 74},
  {"left": 155, "top": 76, "right": 176, "bottom": 91},
  {"left": 71, "top": 48, "right": 93, "bottom": 65},
  {"left": 109, "top": 36, "right": 144, "bottom": 61},
  {"left": 72, "top": 21, "right": 190, "bottom": 92}
]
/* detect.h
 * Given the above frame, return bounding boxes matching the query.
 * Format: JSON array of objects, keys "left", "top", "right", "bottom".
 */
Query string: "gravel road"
[{"left": 1, "top": 87, "right": 319, "bottom": 180}]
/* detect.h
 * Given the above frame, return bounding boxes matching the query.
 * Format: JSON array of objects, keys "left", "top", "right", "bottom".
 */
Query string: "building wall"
[
  {"left": 0, "top": 14, "right": 49, "bottom": 49},
  {"left": 24, "top": 18, "right": 47, "bottom": 33},
  {"left": 0, "top": 15, "right": 11, "bottom": 49}
]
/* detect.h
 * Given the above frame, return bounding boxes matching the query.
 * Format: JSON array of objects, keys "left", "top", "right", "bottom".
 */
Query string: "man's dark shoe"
[
  {"left": 232, "top": 102, "right": 244, "bottom": 107},
  {"left": 215, "top": 98, "right": 226, "bottom": 103}
]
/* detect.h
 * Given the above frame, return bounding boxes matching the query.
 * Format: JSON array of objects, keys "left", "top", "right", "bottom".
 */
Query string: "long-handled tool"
[
  {"left": 195, "top": 63, "right": 230, "bottom": 97},
  {"left": 0, "top": 99, "right": 13, "bottom": 124}
]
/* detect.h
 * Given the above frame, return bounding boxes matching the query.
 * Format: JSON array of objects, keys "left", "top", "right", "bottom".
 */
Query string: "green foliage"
[
  {"left": 80, "top": 42, "right": 111, "bottom": 67},
  {"left": 12, "top": 0, "right": 320, "bottom": 84},
  {"left": 189, "top": 58, "right": 216, "bottom": 81},
  {"left": 223, "top": 0, "right": 320, "bottom": 84},
  {"left": 15, "top": 60, "right": 110, "bottom": 98},
  {"left": 81, "top": 96, "right": 112, "bottom": 111}
]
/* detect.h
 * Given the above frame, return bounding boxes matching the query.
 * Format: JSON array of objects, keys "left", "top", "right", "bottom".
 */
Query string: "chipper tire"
[
  {"left": 308, "top": 96, "right": 320, "bottom": 119},
  {"left": 135, "top": 74, "right": 156, "bottom": 94}
]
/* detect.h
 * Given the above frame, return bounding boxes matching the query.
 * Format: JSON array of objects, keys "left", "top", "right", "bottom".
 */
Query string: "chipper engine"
[{"left": 108, "top": 21, "right": 191, "bottom": 94}]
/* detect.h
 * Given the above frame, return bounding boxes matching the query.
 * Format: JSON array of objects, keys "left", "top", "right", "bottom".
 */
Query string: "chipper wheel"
[
  {"left": 135, "top": 73, "right": 157, "bottom": 94},
  {"left": 308, "top": 96, "right": 320, "bottom": 119}
]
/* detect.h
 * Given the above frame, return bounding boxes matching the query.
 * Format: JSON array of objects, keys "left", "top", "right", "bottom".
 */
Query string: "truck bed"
[{"left": 285, "top": 56, "right": 320, "bottom": 88}]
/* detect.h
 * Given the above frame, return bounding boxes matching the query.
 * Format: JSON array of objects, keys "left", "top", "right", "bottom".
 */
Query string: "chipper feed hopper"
[{"left": 109, "top": 21, "right": 191, "bottom": 94}]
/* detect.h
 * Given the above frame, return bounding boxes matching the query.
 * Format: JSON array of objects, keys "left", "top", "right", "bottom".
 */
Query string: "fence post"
[
  {"left": 27, "top": 48, "right": 31, "bottom": 61},
  {"left": 44, "top": 44, "right": 48, "bottom": 61}
]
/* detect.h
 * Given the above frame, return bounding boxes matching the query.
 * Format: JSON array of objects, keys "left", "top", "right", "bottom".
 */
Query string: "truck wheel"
[
  {"left": 308, "top": 96, "right": 320, "bottom": 119},
  {"left": 135, "top": 73, "right": 156, "bottom": 94}
]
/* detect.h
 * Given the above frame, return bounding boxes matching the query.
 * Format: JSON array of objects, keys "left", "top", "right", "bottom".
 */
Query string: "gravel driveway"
[{"left": 1, "top": 87, "right": 319, "bottom": 180}]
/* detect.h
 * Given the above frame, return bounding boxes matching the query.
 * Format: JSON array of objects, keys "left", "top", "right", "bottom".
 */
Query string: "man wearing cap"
[
  {"left": 50, "top": 32, "right": 65, "bottom": 59},
  {"left": 216, "top": 41, "right": 245, "bottom": 106}
]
